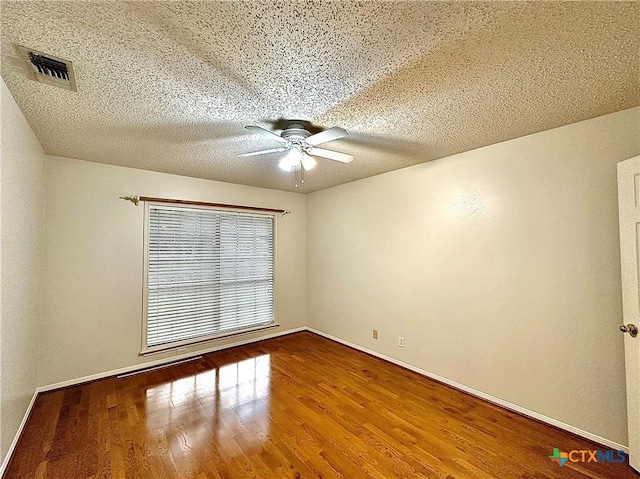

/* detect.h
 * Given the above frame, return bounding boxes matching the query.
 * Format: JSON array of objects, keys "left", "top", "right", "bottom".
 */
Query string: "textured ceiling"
[{"left": 1, "top": 1, "right": 639, "bottom": 193}]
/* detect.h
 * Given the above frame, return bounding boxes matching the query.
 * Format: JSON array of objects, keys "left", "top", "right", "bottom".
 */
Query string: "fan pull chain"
[{"left": 294, "top": 165, "right": 305, "bottom": 188}]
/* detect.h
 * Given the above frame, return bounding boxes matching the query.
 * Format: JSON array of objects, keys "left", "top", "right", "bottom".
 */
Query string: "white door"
[{"left": 618, "top": 156, "right": 640, "bottom": 472}]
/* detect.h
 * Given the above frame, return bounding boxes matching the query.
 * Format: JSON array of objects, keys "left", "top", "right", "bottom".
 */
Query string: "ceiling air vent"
[{"left": 18, "top": 46, "right": 77, "bottom": 91}]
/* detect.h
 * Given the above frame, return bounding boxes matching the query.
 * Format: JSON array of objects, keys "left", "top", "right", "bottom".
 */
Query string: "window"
[{"left": 143, "top": 203, "right": 275, "bottom": 353}]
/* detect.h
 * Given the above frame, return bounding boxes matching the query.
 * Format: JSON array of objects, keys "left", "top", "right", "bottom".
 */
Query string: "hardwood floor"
[{"left": 3, "top": 331, "right": 635, "bottom": 478}]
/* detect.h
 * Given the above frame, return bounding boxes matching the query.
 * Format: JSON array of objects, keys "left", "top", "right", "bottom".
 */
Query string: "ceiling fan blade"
[
  {"left": 307, "top": 147, "right": 354, "bottom": 163},
  {"left": 245, "top": 125, "right": 288, "bottom": 144},
  {"left": 237, "top": 147, "right": 288, "bottom": 157},
  {"left": 305, "top": 126, "right": 348, "bottom": 146}
]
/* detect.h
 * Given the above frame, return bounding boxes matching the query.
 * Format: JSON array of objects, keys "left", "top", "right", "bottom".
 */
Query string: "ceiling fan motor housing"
[{"left": 281, "top": 122, "right": 311, "bottom": 142}]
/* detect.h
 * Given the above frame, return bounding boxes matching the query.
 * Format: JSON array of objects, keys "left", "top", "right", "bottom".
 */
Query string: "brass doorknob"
[{"left": 620, "top": 324, "right": 638, "bottom": 338}]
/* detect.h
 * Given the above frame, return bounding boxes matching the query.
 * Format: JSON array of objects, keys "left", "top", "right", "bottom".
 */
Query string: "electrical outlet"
[
  {"left": 373, "top": 329, "right": 378, "bottom": 339},
  {"left": 398, "top": 336, "right": 405, "bottom": 348}
]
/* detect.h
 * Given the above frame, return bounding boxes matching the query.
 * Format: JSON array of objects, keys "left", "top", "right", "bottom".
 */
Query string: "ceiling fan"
[{"left": 238, "top": 121, "right": 354, "bottom": 176}]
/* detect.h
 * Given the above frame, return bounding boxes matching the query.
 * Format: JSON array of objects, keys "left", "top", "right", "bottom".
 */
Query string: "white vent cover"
[{"left": 18, "top": 46, "right": 77, "bottom": 91}]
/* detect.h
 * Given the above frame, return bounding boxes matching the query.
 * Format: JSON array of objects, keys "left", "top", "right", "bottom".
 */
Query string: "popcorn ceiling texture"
[{"left": 1, "top": 1, "right": 638, "bottom": 192}]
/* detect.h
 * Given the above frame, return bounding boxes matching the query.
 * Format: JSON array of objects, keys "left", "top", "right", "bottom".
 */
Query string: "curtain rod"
[{"left": 119, "top": 195, "right": 290, "bottom": 215}]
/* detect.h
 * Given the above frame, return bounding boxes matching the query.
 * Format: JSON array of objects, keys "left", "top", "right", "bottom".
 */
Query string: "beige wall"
[
  {"left": 0, "top": 80, "right": 46, "bottom": 461},
  {"left": 41, "top": 157, "right": 306, "bottom": 386},
  {"left": 307, "top": 107, "right": 640, "bottom": 446}
]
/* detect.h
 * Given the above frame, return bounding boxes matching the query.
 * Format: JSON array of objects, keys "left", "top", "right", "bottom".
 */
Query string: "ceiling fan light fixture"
[
  {"left": 278, "top": 148, "right": 302, "bottom": 172},
  {"left": 301, "top": 154, "right": 317, "bottom": 171}
]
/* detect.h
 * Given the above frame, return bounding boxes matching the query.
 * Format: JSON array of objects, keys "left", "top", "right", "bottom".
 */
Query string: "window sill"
[{"left": 140, "top": 323, "right": 280, "bottom": 356}]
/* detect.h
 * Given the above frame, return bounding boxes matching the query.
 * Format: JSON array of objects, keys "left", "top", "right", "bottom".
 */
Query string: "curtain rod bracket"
[
  {"left": 282, "top": 210, "right": 291, "bottom": 216},
  {"left": 120, "top": 195, "right": 140, "bottom": 206}
]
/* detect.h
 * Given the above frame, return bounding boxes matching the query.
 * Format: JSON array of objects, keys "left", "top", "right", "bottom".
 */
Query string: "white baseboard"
[
  {"left": 0, "top": 390, "right": 38, "bottom": 477},
  {"left": 306, "top": 327, "right": 629, "bottom": 453},
  {"left": 38, "top": 326, "right": 306, "bottom": 392}
]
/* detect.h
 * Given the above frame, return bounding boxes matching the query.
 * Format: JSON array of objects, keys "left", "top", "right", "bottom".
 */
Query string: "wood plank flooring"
[{"left": 3, "top": 331, "right": 635, "bottom": 478}]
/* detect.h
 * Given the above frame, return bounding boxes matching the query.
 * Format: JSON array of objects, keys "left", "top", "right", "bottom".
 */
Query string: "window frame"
[{"left": 140, "top": 201, "right": 279, "bottom": 355}]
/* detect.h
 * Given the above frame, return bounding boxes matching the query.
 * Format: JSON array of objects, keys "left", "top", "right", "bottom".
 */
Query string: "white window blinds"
[{"left": 144, "top": 204, "right": 275, "bottom": 350}]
